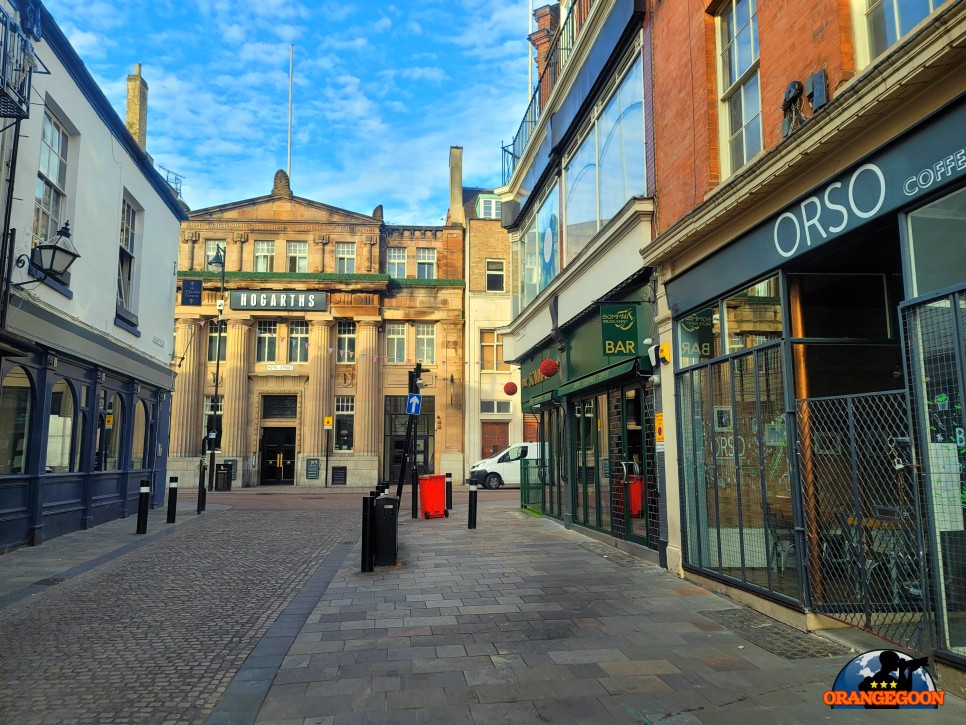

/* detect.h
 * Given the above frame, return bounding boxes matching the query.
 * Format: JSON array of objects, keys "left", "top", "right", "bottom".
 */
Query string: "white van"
[{"left": 469, "top": 442, "right": 543, "bottom": 489}]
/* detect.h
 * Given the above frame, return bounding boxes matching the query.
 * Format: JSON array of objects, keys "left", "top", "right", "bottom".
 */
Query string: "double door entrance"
[{"left": 261, "top": 427, "right": 295, "bottom": 485}]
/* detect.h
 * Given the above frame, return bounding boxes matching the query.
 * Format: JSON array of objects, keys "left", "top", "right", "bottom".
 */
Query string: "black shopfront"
[{"left": 667, "top": 96, "right": 966, "bottom": 661}]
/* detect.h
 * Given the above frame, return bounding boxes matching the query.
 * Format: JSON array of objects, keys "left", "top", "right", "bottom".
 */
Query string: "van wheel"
[{"left": 484, "top": 473, "right": 502, "bottom": 490}]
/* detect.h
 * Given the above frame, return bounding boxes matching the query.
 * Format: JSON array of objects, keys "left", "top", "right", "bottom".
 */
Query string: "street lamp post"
[{"left": 207, "top": 245, "right": 226, "bottom": 492}]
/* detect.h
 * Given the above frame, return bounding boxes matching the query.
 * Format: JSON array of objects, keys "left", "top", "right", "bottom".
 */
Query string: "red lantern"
[
  {"left": 503, "top": 381, "right": 518, "bottom": 396},
  {"left": 539, "top": 359, "right": 559, "bottom": 377}
]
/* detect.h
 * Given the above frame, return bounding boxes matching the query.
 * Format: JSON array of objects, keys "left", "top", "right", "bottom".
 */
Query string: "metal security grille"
[
  {"left": 796, "top": 392, "right": 932, "bottom": 651},
  {"left": 902, "top": 290, "right": 966, "bottom": 657}
]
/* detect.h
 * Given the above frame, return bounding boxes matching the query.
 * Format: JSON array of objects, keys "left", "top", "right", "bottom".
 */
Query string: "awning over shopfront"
[{"left": 556, "top": 358, "right": 638, "bottom": 397}]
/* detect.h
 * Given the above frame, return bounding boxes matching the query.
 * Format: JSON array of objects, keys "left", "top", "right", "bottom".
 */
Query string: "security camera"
[
  {"left": 416, "top": 379, "right": 429, "bottom": 389},
  {"left": 647, "top": 345, "right": 658, "bottom": 368}
]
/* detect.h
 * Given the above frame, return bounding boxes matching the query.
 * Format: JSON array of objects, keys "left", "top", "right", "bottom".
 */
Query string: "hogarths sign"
[
  {"left": 229, "top": 290, "right": 328, "bottom": 311},
  {"left": 601, "top": 304, "right": 638, "bottom": 356}
]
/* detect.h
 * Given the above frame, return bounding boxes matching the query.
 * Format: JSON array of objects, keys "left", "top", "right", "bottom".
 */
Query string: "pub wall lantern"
[{"left": 12, "top": 222, "right": 80, "bottom": 287}]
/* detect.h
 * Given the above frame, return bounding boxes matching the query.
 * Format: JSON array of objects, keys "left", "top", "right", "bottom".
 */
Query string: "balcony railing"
[
  {"left": 503, "top": 0, "right": 599, "bottom": 185},
  {"left": 0, "top": 7, "right": 34, "bottom": 119}
]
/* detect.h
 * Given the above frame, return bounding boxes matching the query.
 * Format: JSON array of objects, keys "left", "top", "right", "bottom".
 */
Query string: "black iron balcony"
[
  {"left": 0, "top": 7, "right": 34, "bottom": 119},
  {"left": 503, "top": 0, "right": 599, "bottom": 185}
]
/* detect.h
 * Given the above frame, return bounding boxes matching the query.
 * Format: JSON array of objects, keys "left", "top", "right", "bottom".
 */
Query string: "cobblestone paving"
[{"left": 0, "top": 509, "right": 357, "bottom": 725}]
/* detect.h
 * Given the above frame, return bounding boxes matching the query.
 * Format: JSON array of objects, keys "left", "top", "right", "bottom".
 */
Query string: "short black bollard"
[
  {"left": 197, "top": 459, "right": 207, "bottom": 514},
  {"left": 167, "top": 476, "right": 179, "bottom": 523},
  {"left": 136, "top": 479, "right": 150, "bottom": 534},
  {"left": 411, "top": 468, "right": 419, "bottom": 519},
  {"left": 468, "top": 484, "right": 478, "bottom": 529},
  {"left": 361, "top": 495, "right": 374, "bottom": 572}
]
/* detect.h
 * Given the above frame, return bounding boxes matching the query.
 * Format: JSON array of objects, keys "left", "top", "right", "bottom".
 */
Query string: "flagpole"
[{"left": 287, "top": 44, "right": 293, "bottom": 179}]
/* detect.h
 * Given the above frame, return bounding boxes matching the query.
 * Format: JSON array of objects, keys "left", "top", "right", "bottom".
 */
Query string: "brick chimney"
[
  {"left": 126, "top": 63, "right": 148, "bottom": 150},
  {"left": 448, "top": 146, "right": 465, "bottom": 227},
  {"left": 530, "top": 4, "right": 561, "bottom": 80}
]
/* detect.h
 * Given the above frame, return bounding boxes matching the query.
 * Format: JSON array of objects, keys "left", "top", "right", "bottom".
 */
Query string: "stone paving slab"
[{"left": 243, "top": 502, "right": 965, "bottom": 724}]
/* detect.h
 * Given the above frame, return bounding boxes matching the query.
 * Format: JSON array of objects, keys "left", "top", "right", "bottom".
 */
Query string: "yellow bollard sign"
[
  {"left": 655, "top": 413, "right": 664, "bottom": 442},
  {"left": 323, "top": 416, "right": 333, "bottom": 430}
]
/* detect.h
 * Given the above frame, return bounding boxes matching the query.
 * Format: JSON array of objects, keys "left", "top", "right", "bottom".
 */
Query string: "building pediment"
[{"left": 186, "top": 195, "right": 380, "bottom": 228}]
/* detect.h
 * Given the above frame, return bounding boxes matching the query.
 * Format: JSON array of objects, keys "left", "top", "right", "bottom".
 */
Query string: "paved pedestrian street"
[
  {"left": 0, "top": 502, "right": 357, "bottom": 724},
  {"left": 1, "top": 490, "right": 963, "bottom": 724}
]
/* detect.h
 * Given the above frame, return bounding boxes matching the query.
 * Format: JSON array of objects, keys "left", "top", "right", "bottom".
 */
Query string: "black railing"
[
  {"left": 0, "top": 7, "right": 34, "bottom": 119},
  {"left": 502, "top": 0, "right": 599, "bottom": 184}
]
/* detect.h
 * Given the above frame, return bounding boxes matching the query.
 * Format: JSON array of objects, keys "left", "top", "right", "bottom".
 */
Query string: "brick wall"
[
  {"left": 467, "top": 219, "right": 510, "bottom": 293},
  {"left": 652, "top": 0, "right": 856, "bottom": 233}
]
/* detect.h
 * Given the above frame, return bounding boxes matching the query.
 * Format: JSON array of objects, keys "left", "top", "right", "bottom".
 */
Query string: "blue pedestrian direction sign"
[{"left": 407, "top": 394, "right": 422, "bottom": 416}]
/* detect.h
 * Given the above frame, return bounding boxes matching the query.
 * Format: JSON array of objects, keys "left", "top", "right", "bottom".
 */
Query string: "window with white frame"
[
  {"left": 254, "top": 240, "right": 275, "bottom": 272},
  {"left": 204, "top": 240, "right": 224, "bottom": 270},
  {"left": 34, "top": 110, "right": 69, "bottom": 249},
  {"left": 117, "top": 196, "right": 138, "bottom": 310},
  {"left": 335, "top": 396, "right": 355, "bottom": 450},
  {"left": 385, "top": 322, "right": 406, "bottom": 363},
  {"left": 481, "top": 330, "right": 510, "bottom": 371},
  {"left": 478, "top": 197, "right": 502, "bottom": 219},
  {"left": 480, "top": 400, "right": 512, "bottom": 414},
  {"left": 718, "top": 0, "right": 761, "bottom": 175},
  {"left": 288, "top": 320, "right": 309, "bottom": 363},
  {"left": 486, "top": 260, "right": 505, "bottom": 292},
  {"left": 387, "top": 247, "right": 406, "bottom": 277},
  {"left": 337, "top": 320, "right": 356, "bottom": 363},
  {"left": 207, "top": 320, "right": 226, "bottom": 362},
  {"left": 415, "top": 323, "right": 435, "bottom": 364},
  {"left": 863, "top": 0, "right": 948, "bottom": 62},
  {"left": 336, "top": 242, "right": 356, "bottom": 274},
  {"left": 287, "top": 241, "right": 308, "bottom": 273},
  {"left": 256, "top": 321, "right": 277, "bottom": 362},
  {"left": 416, "top": 248, "right": 436, "bottom": 279}
]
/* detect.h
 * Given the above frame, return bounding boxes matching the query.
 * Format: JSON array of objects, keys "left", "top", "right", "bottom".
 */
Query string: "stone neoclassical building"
[{"left": 167, "top": 171, "right": 464, "bottom": 488}]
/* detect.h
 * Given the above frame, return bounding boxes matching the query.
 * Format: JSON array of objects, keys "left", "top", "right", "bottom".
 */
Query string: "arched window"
[
  {"left": 131, "top": 400, "right": 148, "bottom": 469},
  {"left": 96, "top": 393, "right": 125, "bottom": 471},
  {"left": 46, "top": 379, "right": 76, "bottom": 472},
  {"left": 0, "top": 366, "right": 32, "bottom": 474}
]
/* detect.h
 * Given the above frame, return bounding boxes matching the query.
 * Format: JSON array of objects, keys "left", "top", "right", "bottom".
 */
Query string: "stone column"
[
  {"left": 170, "top": 319, "right": 203, "bottom": 456},
  {"left": 221, "top": 320, "right": 251, "bottom": 464},
  {"left": 302, "top": 320, "right": 334, "bottom": 456},
  {"left": 354, "top": 320, "right": 382, "bottom": 456}
]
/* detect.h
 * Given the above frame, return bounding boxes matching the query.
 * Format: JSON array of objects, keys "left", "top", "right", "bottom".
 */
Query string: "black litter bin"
[
  {"left": 372, "top": 494, "right": 399, "bottom": 566},
  {"left": 215, "top": 463, "right": 232, "bottom": 491}
]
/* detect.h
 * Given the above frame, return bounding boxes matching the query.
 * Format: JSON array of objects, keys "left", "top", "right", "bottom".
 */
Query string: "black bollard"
[
  {"left": 167, "top": 477, "right": 179, "bottom": 523},
  {"left": 445, "top": 472, "right": 453, "bottom": 511},
  {"left": 361, "top": 495, "right": 374, "bottom": 572},
  {"left": 411, "top": 468, "right": 419, "bottom": 519},
  {"left": 468, "top": 484, "right": 478, "bottom": 529},
  {"left": 197, "top": 459, "right": 207, "bottom": 514},
  {"left": 136, "top": 479, "right": 150, "bottom": 534}
]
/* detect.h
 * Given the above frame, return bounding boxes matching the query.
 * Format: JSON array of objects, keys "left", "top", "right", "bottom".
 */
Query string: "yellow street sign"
[
  {"left": 104, "top": 413, "right": 114, "bottom": 429},
  {"left": 655, "top": 413, "right": 664, "bottom": 442},
  {"left": 323, "top": 416, "right": 333, "bottom": 429}
]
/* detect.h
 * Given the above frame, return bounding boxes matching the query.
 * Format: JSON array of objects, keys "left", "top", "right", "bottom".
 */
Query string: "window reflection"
[
  {"left": 724, "top": 276, "right": 782, "bottom": 353},
  {"left": 0, "top": 367, "right": 31, "bottom": 474},
  {"left": 46, "top": 379, "right": 75, "bottom": 472}
]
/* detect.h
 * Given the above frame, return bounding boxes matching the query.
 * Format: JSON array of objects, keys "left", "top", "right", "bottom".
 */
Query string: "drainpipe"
[{"left": 0, "top": 118, "right": 22, "bottom": 331}]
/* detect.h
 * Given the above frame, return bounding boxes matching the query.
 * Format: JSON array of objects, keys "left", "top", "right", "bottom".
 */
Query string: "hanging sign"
[
  {"left": 601, "top": 304, "right": 638, "bottom": 356},
  {"left": 181, "top": 279, "right": 203, "bottom": 306}
]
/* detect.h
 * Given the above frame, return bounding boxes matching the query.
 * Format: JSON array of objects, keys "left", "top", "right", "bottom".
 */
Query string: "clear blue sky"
[{"left": 45, "top": 0, "right": 533, "bottom": 224}]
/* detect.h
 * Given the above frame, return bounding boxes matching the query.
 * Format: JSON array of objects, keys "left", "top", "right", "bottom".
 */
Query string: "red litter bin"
[
  {"left": 420, "top": 474, "right": 448, "bottom": 519},
  {"left": 628, "top": 475, "right": 644, "bottom": 518}
]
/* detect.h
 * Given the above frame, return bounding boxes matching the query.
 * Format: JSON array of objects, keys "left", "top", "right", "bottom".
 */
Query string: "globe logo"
[{"left": 824, "top": 649, "right": 944, "bottom": 709}]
